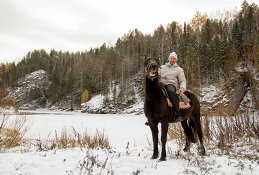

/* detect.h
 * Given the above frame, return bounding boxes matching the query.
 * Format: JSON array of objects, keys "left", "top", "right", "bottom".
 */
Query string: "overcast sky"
[{"left": 0, "top": 0, "right": 256, "bottom": 63}]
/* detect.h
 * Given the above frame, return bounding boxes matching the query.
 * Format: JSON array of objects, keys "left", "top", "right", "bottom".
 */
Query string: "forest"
[{"left": 0, "top": 1, "right": 258, "bottom": 109}]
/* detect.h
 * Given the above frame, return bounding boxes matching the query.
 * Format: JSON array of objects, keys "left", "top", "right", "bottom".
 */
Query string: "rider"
[{"left": 160, "top": 52, "right": 186, "bottom": 122}]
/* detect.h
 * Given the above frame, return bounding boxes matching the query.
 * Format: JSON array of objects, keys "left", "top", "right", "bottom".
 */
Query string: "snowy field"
[{"left": 0, "top": 110, "right": 258, "bottom": 175}]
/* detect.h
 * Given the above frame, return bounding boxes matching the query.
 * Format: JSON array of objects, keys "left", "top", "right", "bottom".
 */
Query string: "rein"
[{"left": 159, "top": 83, "right": 173, "bottom": 107}]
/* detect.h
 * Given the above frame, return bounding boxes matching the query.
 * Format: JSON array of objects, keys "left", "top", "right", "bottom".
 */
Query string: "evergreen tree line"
[{"left": 0, "top": 1, "right": 258, "bottom": 107}]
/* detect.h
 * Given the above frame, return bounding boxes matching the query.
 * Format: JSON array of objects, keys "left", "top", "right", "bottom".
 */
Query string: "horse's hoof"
[
  {"left": 183, "top": 143, "right": 191, "bottom": 152},
  {"left": 200, "top": 151, "right": 206, "bottom": 156},
  {"left": 183, "top": 147, "right": 188, "bottom": 152},
  {"left": 151, "top": 155, "right": 158, "bottom": 159},
  {"left": 159, "top": 157, "right": 166, "bottom": 161},
  {"left": 199, "top": 146, "right": 206, "bottom": 156}
]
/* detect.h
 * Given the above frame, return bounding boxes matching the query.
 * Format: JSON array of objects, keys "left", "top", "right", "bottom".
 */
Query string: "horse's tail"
[
  {"left": 184, "top": 90, "right": 201, "bottom": 144},
  {"left": 184, "top": 90, "right": 200, "bottom": 111}
]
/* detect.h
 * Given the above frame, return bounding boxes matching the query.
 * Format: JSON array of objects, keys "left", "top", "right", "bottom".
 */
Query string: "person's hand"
[{"left": 179, "top": 89, "right": 184, "bottom": 96}]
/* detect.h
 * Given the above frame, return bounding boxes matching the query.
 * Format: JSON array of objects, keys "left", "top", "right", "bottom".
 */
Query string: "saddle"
[
  {"left": 160, "top": 83, "right": 191, "bottom": 109},
  {"left": 178, "top": 98, "right": 191, "bottom": 109}
]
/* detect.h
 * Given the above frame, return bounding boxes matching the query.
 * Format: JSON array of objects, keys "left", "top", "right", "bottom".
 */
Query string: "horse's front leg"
[
  {"left": 160, "top": 121, "right": 168, "bottom": 161},
  {"left": 149, "top": 121, "right": 159, "bottom": 159}
]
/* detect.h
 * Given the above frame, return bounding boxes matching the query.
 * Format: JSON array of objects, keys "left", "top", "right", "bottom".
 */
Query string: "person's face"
[{"left": 169, "top": 56, "right": 177, "bottom": 65}]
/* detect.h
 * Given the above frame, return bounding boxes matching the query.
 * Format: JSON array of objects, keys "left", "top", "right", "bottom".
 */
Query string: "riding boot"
[
  {"left": 174, "top": 111, "right": 182, "bottom": 122},
  {"left": 166, "top": 84, "right": 182, "bottom": 122}
]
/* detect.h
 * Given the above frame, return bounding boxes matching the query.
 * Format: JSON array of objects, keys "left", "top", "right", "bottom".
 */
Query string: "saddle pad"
[
  {"left": 160, "top": 83, "right": 191, "bottom": 109},
  {"left": 179, "top": 102, "right": 191, "bottom": 109}
]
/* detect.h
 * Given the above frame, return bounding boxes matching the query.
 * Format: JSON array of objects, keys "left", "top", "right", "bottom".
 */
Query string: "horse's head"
[{"left": 144, "top": 56, "right": 160, "bottom": 81}]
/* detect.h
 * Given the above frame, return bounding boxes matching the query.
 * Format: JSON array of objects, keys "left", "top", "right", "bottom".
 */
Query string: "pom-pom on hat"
[{"left": 168, "top": 52, "right": 177, "bottom": 59}]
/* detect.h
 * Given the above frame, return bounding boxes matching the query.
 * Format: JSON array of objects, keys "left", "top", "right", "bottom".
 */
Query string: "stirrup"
[{"left": 174, "top": 114, "right": 182, "bottom": 122}]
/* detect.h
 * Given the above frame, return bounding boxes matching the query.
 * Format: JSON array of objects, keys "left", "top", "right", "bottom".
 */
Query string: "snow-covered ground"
[
  {"left": 81, "top": 94, "right": 144, "bottom": 114},
  {"left": 1, "top": 110, "right": 258, "bottom": 175},
  {"left": 2, "top": 140, "right": 258, "bottom": 175}
]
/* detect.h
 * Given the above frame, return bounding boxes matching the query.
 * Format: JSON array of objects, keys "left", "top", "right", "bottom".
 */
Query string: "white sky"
[{"left": 0, "top": 0, "right": 256, "bottom": 63}]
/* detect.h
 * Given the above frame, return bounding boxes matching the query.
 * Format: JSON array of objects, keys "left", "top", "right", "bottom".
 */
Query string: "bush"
[
  {"left": 168, "top": 112, "right": 259, "bottom": 150},
  {"left": 35, "top": 128, "right": 111, "bottom": 151},
  {"left": 0, "top": 88, "right": 16, "bottom": 109},
  {"left": 0, "top": 110, "right": 29, "bottom": 151}
]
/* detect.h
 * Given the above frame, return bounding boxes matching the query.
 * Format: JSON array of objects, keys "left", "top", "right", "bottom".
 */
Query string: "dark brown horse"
[{"left": 144, "top": 56, "right": 205, "bottom": 161}]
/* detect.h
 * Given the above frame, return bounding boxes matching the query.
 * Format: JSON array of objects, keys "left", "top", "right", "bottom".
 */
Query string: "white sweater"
[{"left": 159, "top": 62, "right": 186, "bottom": 91}]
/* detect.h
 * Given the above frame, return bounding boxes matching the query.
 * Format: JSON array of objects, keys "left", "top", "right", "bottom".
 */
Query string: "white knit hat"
[{"left": 169, "top": 52, "right": 177, "bottom": 59}]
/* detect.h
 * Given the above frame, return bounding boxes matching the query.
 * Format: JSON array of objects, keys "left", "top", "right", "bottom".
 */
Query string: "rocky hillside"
[
  {"left": 7, "top": 65, "right": 258, "bottom": 116},
  {"left": 9, "top": 70, "right": 51, "bottom": 109},
  {"left": 200, "top": 63, "right": 259, "bottom": 116},
  {"left": 8, "top": 70, "right": 144, "bottom": 112}
]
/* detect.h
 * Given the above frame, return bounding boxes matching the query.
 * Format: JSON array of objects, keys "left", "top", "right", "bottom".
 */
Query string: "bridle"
[{"left": 144, "top": 58, "right": 161, "bottom": 81}]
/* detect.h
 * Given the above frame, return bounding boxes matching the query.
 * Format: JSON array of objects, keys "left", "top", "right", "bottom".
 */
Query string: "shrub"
[
  {"left": 0, "top": 110, "right": 29, "bottom": 151},
  {"left": 0, "top": 88, "right": 16, "bottom": 109},
  {"left": 168, "top": 112, "right": 259, "bottom": 150},
  {"left": 35, "top": 128, "right": 111, "bottom": 151}
]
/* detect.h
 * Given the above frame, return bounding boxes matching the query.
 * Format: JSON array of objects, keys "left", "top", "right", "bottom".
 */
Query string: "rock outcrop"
[{"left": 9, "top": 70, "right": 51, "bottom": 109}]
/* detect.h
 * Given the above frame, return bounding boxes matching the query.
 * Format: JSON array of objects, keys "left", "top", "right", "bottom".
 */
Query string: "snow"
[
  {"left": 1, "top": 138, "right": 258, "bottom": 175},
  {"left": 200, "top": 85, "right": 223, "bottom": 103},
  {"left": 24, "top": 70, "right": 46, "bottom": 80},
  {"left": 1, "top": 110, "right": 259, "bottom": 175},
  {"left": 237, "top": 90, "right": 258, "bottom": 117},
  {"left": 1, "top": 83, "right": 259, "bottom": 175},
  {"left": 81, "top": 90, "right": 144, "bottom": 114},
  {"left": 82, "top": 94, "right": 105, "bottom": 110},
  {"left": 9, "top": 70, "right": 51, "bottom": 109},
  {"left": 235, "top": 65, "right": 249, "bottom": 73},
  {"left": 17, "top": 111, "right": 149, "bottom": 148},
  {"left": 123, "top": 100, "right": 144, "bottom": 114}
]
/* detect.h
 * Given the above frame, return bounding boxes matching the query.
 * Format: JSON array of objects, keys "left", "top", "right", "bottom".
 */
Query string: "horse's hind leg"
[
  {"left": 181, "top": 119, "right": 195, "bottom": 152},
  {"left": 192, "top": 112, "right": 206, "bottom": 155},
  {"left": 187, "top": 118, "right": 196, "bottom": 143}
]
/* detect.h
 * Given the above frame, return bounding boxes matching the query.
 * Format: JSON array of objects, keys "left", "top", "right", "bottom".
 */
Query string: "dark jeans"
[{"left": 165, "top": 84, "right": 181, "bottom": 114}]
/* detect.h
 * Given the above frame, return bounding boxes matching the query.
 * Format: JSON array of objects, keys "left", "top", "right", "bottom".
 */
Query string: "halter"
[{"left": 144, "top": 57, "right": 161, "bottom": 81}]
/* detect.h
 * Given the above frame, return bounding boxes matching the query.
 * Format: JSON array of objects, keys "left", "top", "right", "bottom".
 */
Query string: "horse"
[{"left": 143, "top": 56, "right": 205, "bottom": 161}]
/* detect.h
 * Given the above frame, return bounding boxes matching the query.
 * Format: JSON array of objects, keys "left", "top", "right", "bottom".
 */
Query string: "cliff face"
[
  {"left": 250, "top": 68, "right": 259, "bottom": 109},
  {"left": 232, "top": 63, "right": 259, "bottom": 111},
  {"left": 200, "top": 63, "right": 258, "bottom": 116},
  {"left": 9, "top": 70, "right": 51, "bottom": 109}
]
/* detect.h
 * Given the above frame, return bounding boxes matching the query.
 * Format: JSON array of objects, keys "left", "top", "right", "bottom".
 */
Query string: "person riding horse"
[
  {"left": 160, "top": 51, "right": 189, "bottom": 122},
  {"left": 144, "top": 56, "right": 205, "bottom": 160}
]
